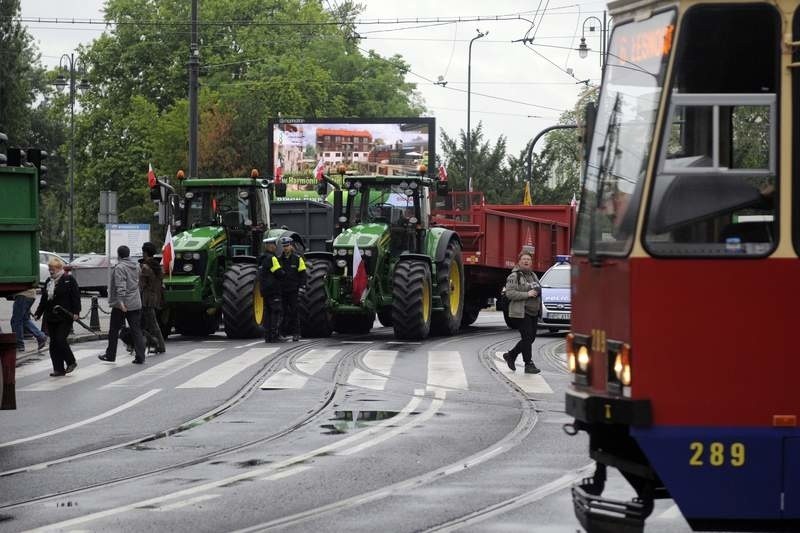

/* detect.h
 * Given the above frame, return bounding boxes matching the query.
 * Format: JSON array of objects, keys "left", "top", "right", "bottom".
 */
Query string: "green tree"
[
  {"left": 440, "top": 122, "right": 520, "bottom": 205},
  {"left": 72, "top": 0, "right": 426, "bottom": 250}
]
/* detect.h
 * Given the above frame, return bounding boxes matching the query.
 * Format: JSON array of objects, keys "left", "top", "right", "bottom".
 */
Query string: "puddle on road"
[{"left": 320, "top": 410, "right": 399, "bottom": 435}]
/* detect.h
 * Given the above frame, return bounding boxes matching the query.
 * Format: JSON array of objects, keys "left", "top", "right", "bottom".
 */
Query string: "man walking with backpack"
[{"left": 99, "top": 245, "right": 147, "bottom": 364}]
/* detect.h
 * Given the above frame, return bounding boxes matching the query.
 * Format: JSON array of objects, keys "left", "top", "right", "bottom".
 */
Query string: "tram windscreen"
[{"left": 573, "top": 10, "right": 676, "bottom": 254}]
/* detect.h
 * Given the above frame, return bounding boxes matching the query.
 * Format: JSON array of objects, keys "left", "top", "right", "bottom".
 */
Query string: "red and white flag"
[
  {"left": 314, "top": 158, "right": 326, "bottom": 181},
  {"left": 351, "top": 241, "right": 368, "bottom": 303},
  {"left": 438, "top": 164, "right": 447, "bottom": 182},
  {"left": 274, "top": 159, "right": 283, "bottom": 183},
  {"left": 468, "top": 176, "right": 473, "bottom": 192},
  {"left": 162, "top": 225, "right": 175, "bottom": 277},
  {"left": 570, "top": 193, "right": 578, "bottom": 208},
  {"left": 148, "top": 162, "right": 157, "bottom": 188}
]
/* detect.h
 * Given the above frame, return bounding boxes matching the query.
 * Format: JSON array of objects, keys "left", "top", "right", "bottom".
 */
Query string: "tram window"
[{"left": 644, "top": 5, "right": 779, "bottom": 257}]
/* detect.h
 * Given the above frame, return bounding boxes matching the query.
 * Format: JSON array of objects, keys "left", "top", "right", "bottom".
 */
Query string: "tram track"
[{"left": 0, "top": 338, "right": 372, "bottom": 510}]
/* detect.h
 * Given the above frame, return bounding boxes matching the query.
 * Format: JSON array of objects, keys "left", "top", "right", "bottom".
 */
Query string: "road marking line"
[
  {"left": 150, "top": 494, "right": 220, "bottom": 512},
  {"left": 101, "top": 348, "right": 222, "bottom": 389},
  {"left": 260, "top": 465, "right": 312, "bottom": 481},
  {"left": 387, "top": 341, "right": 420, "bottom": 345},
  {"left": 427, "top": 351, "right": 468, "bottom": 390},
  {"left": 341, "top": 389, "right": 445, "bottom": 455},
  {"left": 346, "top": 350, "right": 398, "bottom": 390},
  {"left": 0, "top": 390, "right": 160, "bottom": 448},
  {"left": 493, "top": 351, "right": 554, "bottom": 394},
  {"left": 234, "top": 340, "right": 264, "bottom": 349},
  {"left": 341, "top": 341, "right": 372, "bottom": 344},
  {"left": 24, "top": 393, "right": 425, "bottom": 532},
  {"left": 657, "top": 504, "right": 682, "bottom": 520},
  {"left": 260, "top": 369, "right": 308, "bottom": 389},
  {"left": 15, "top": 349, "right": 101, "bottom": 379},
  {"left": 19, "top": 362, "right": 116, "bottom": 391},
  {"left": 294, "top": 348, "right": 339, "bottom": 375},
  {"left": 177, "top": 347, "right": 278, "bottom": 389}
]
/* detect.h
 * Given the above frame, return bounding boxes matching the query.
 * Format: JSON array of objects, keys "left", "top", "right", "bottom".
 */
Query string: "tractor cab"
[
  {"left": 342, "top": 176, "right": 430, "bottom": 254},
  {"left": 177, "top": 179, "right": 271, "bottom": 258}
]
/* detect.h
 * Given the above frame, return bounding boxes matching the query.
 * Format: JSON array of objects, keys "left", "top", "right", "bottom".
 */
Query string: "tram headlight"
[
  {"left": 336, "top": 259, "right": 347, "bottom": 268},
  {"left": 566, "top": 333, "right": 577, "bottom": 373},
  {"left": 577, "top": 345, "right": 590, "bottom": 373},
  {"left": 614, "top": 343, "right": 632, "bottom": 386}
]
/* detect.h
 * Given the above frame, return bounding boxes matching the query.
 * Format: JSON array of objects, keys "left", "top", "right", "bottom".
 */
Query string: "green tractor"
[
  {"left": 299, "top": 175, "right": 464, "bottom": 340},
  {"left": 159, "top": 176, "right": 302, "bottom": 338}
]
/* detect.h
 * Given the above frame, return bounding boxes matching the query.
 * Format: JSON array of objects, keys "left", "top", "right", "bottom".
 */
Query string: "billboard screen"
[{"left": 267, "top": 117, "right": 435, "bottom": 200}]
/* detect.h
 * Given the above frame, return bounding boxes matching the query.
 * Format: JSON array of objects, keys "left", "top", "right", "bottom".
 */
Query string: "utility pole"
[
  {"left": 466, "top": 29, "right": 487, "bottom": 204},
  {"left": 188, "top": 0, "right": 199, "bottom": 178}
]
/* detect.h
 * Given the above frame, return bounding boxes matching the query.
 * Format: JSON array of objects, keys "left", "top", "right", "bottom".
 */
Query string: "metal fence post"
[{"left": 89, "top": 296, "right": 101, "bottom": 331}]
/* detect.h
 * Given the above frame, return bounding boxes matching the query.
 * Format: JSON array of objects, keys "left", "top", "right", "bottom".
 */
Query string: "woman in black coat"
[{"left": 35, "top": 258, "right": 81, "bottom": 376}]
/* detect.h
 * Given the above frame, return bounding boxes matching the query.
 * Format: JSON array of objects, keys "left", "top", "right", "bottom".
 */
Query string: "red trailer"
[{"left": 431, "top": 191, "right": 575, "bottom": 326}]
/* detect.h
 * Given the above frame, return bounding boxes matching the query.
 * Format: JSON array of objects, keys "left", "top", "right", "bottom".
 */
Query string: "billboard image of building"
[{"left": 269, "top": 118, "right": 434, "bottom": 182}]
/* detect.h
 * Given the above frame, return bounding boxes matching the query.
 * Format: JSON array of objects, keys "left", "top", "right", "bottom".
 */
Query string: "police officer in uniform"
[
  {"left": 258, "top": 237, "right": 286, "bottom": 343},
  {"left": 278, "top": 236, "right": 307, "bottom": 342}
]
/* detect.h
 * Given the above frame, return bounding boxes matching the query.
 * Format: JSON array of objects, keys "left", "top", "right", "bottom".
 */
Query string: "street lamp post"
[
  {"left": 466, "top": 29, "right": 487, "bottom": 198},
  {"left": 54, "top": 53, "right": 89, "bottom": 262},
  {"left": 577, "top": 11, "right": 608, "bottom": 74}
]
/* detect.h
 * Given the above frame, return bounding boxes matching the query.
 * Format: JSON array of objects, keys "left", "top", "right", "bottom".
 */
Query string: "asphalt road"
[{"left": 0, "top": 312, "right": 693, "bottom": 532}]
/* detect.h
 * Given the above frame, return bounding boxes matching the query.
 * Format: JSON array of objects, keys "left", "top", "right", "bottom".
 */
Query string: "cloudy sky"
[{"left": 20, "top": 0, "right": 609, "bottom": 159}]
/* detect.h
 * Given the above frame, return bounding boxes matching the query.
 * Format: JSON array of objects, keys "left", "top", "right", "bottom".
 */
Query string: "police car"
[{"left": 538, "top": 255, "right": 571, "bottom": 332}]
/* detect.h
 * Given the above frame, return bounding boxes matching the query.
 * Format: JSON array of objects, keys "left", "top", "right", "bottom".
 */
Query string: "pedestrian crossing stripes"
[
  {"left": 15, "top": 349, "right": 101, "bottom": 379},
  {"left": 346, "top": 350, "right": 398, "bottom": 390},
  {"left": 260, "top": 349, "right": 340, "bottom": 390},
  {"left": 177, "top": 347, "right": 278, "bottom": 389},
  {"left": 493, "top": 352, "right": 554, "bottom": 394},
  {"left": 14, "top": 346, "right": 555, "bottom": 396},
  {"left": 101, "top": 348, "right": 223, "bottom": 389}
]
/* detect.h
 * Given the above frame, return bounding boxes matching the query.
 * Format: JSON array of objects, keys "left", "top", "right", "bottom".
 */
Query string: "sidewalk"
[{"left": 0, "top": 293, "right": 112, "bottom": 365}]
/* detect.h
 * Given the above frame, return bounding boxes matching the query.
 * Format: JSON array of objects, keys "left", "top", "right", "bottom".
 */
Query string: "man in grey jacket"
[{"left": 99, "top": 245, "right": 147, "bottom": 364}]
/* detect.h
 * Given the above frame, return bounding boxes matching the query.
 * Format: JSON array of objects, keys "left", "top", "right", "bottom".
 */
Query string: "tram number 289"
[{"left": 689, "top": 442, "right": 746, "bottom": 467}]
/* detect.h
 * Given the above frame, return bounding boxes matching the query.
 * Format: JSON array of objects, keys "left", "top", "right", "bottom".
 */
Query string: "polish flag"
[
  {"left": 314, "top": 158, "right": 326, "bottom": 181},
  {"left": 570, "top": 193, "right": 578, "bottom": 208},
  {"left": 274, "top": 159, "right": 283, "bottom": 184},
  {"left": 351, "top": 241, "right": 368, "bottom": 303},
  {"left": 438, "top": 164, "right": 447, "bottom": 182},
  {"left": 148, "top": 162, "right": 157, "bottom": 188},
  {"left": 162, "top": 225, "right": 175, "bottom": 277}
]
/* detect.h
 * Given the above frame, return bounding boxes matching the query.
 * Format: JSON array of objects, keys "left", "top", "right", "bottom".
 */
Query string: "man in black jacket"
[
  {"left": 278, "top": 236, "right": 307, "bottom": 342},
  {"left": 258, "top": 237, "right": 285, "bottom": 343}
]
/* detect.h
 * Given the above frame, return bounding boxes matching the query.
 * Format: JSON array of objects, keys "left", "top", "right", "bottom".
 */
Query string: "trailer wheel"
[
  {"left": 430, "top": 240, "right": 465, "bottom": 336},
  {"left": 461, "top": 304, "right": 481, "bottom": 327},
  {"left": 299, "top": 260, "right": 333, "bottom": 338},
  {"left": 334, "top": 312, "right": 375, "bottom": 334},
  {"left": 377, "top": 307, "right": 393, "bottom": 327},
  {"left": 222, "top": 263, "right": 263, "bottom": 339},
  {"left": 175, "top": 308, "right": 221, "bottom": 336},
  {"left": 391, "top": 260, "right": 432, "bottom": 340}
]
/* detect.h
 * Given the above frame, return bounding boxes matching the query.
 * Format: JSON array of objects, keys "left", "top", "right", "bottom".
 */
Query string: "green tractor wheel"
[
  {"left": 175, "top": 308, "right": 221, "bottom": 336},
  {"left": 377, "top": 307, "right": 393, "bottom": 327},
  {"left": 430, "top": 241, "right": 465, "bottom": 336},
  {"left": 222, "top": 263, "right": 264, "bottom": 339},
  {"left": 334, "top": 312, "right": 375, "bottom": 334},
  {"left": 298, "top": 260, "right": 334, "bottom": 338},
  {"left": 391, "top": 260, "right": 432, "bottom": 340}
]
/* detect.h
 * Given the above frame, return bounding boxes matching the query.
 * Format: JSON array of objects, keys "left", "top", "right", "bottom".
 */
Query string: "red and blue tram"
[{"left": 565, "top": 0, "right": 800, "bottom": 531}]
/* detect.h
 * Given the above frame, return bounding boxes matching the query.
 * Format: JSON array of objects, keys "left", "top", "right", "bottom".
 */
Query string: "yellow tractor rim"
[
  {"left": 422, "top": 276, "right": 431, "bottom": 322},
  {"left": 253, "top": 281, "right": 264, "bottom": 324},
  {"left": 448, "top": 260, "right": 461, "bottom": 315}
]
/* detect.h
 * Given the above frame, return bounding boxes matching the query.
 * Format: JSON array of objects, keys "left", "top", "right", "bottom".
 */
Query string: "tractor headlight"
[
  {"left": 336, "top": 259, "right": 347, "bottom": 268},
  {"left": 577, "top": 345, "right": 590, "bottom": 372},
  {"left": 192, "top": 252, "right": 201, "bottom": 260},
  {"left": 409, "top": 181, "right": 418, "bottom": 189},
  {"left": 338, "top": 216, "right": 348, "bottom": 223},
  {"left": 363, "top": 249, "right": 373, "bottom": 257},
  {"left": 336, "top": 248, "right": 347, "bottom": 256},
  {"left": 399, "top": 181, "right": 408, "bottom": 189},
  {"left": 182, "top": 263, "right": 193, "bottom": 272},
  {"left": 183, "top": 252, "right": 193, "bottom": 260}
]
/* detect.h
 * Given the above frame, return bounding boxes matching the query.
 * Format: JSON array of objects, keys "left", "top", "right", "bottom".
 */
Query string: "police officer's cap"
[
  {"left": 279, "top": 236, "right": 294, "bottom": 246},
  {"left": 263, "top": 237, "right": 278, "bottom": 245}
]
